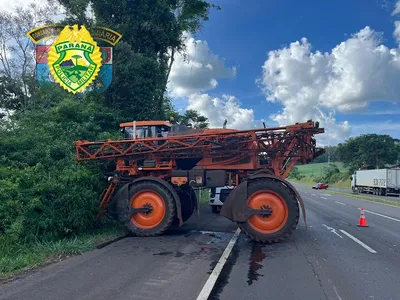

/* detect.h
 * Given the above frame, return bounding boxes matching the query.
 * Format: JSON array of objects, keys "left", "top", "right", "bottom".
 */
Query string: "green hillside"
[
  {"left": 296, "top": 162, "right": 347, "bottom": 177},
  {"left": 290, "top": 162, "right": 351, "bottom": 189}
]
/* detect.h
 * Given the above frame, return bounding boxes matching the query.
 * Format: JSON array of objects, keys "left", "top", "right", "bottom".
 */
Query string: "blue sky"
[
  {"left": 4, "top": 0, "right": 400, "bottom": 145},
  {"left": 167, "top": 0, "right": 400, "bottom": 145}
]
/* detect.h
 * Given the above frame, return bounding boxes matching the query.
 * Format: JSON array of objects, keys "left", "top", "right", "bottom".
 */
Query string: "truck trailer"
[{"left": 351, "top": 169, "right": 400, "bottom": 196}]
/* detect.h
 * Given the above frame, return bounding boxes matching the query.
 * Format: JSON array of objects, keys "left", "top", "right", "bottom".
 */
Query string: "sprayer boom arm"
[{"left": 75, "top": 120, "right": 324, "bottom": 178}]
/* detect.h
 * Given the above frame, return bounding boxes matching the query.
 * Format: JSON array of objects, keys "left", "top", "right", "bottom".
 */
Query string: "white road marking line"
[
  {"left": 322, "top": 224, "right": 343, "bottom": 238},
  {"left": 365, "top": 201, "right": 400, "bottom": 209},
  {"left": 196, "top": 227, "right": 241, "bottom": 300},
  {"left": 320, "top": 196, "right": 328, "bottom": 200},
  {"left": 357, "top": 208, "right": 400, "bottom": 223},
  {"left": 325, "top": 194, "right": 332, "bottom": 197},
  {"left": 335, "top": 201, "right": 346, "bottom": 206},
  {"left": 333, "top": 285, "right": 343, "bottom": 300},
  {"left": 326, "top": 192, "right": 400, "bottom": 209},
  {"left": 312, "top": 193, "right": 316, "bottom": 196},
  {"left": 339, "top": 230, "right": 377, "bottom": 254}
]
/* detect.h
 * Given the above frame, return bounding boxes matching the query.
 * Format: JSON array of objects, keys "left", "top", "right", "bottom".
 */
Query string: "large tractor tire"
[
  {"left": 238, "top": 179, "right": 299, "bottom": 243},
  {"left": 173, "top": 185, "right": 196, "bottom": 225},
  {"left": 116, "top": 181, "right": 176, "bottom": 236}
]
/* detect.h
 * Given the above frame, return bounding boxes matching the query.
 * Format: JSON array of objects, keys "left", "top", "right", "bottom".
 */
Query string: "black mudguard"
[
  {"left": 108, "top": 177, "right": 184, "bottom": 226},
  {"left": 220, "top": 173, "right": 307, "bottom": 229}
]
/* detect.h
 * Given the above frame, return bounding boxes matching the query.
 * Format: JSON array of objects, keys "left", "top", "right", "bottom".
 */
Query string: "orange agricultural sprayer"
[{"left": 75, "top": 119, "right": 324, "bottom": 242}]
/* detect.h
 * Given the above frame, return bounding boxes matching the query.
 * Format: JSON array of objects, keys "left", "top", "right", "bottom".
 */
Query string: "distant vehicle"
[
  {"left": 351, "top": 169, "right": 400, "bottom": 196},
  {"left": 312, "top": 183, "right": 329, "bottom": 190},
  {"left": 209, "top": 186, "right": 235, "bottom": 213}
]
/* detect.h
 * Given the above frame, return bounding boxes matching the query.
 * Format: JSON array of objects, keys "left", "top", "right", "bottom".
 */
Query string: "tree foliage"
[
  {"left": 313, "top": 163, "right": 349, "bottom": 184},
  {"left": 337, "top": 134, "right": 400, "bottom": 173},
  {"left": 178, "top": 109, "right": 209, "bottom": 128},
  {"left": 166, "top": 104, "right": 209, "bottom": 128},
  {"left": 0, "top": 92, "right": 122, "bottom": 244},
  {"left": 311, "top": 146, "right": 340, "bottom": 163},
  {"left": 288, "top": 167, "right": 304, "bottom": 181},
  {"left": 0, "top": 3, "right": 59, "bottom": 111},
  {"left": 0, "top": 0, "right": 214, "bottom": 248},
  {"left": 56, "top": 0, "right": 219, "bottom": 118},
  {"left": 104, "top": 42, "right": 167, "bottom": 120}
]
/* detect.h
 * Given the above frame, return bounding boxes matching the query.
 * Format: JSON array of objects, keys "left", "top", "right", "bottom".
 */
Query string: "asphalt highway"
[
  {"left": 2, "top": 183, "right": 400, "bottom": 300},
  {"left": 328, "top": 186, "right": 400, "bottom": 203}
]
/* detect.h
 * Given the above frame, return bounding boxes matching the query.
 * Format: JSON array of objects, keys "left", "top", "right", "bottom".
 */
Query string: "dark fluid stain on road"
[
  {"left": 247, "top": 242, "right": 266, "bottom": 286},
  {"left": 153, "top": 251, "right": 173, "bottom": 256},
  {"left": 152, "top": 251, "right": 184, "bottom": 257},
  {"left": 164, "top": 227, "right": 192, "bottom": 236},
  {"left": 208, "top": 245, "right": 239, "bottom": 300},
  {"left": 207, "top": 253, "right": 221, "bottom": 275},
  {"left": 95, "top": 234, "right": 128, "bottom": 249},
  {"left": 174, "top": 251, "right": 184, "bottom": 257}
]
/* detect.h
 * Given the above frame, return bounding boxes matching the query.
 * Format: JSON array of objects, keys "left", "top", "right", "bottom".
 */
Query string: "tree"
[
  {"left": 161, "top": 0, "right": 220, "bottom": 95},
  {"left": 312, "top": 146, "right": 339, "bottom": 163},
  {"left": 0, "top": 0, "right": 215, "bottom": 248},
  {"left": 57, "top": 0, "right": 219, "bottom": 119},
  {"left": 0, "top": 93, "right": 123, "bottom": 243},
  {"left": 337, "top": 134, "right": 400, "bottom": 173},
  {"left": 0, "top": 3, "right": 59, "bottom": 112},
  {"left": 103, "top": 42, "right": 167, "bottom": 120},
  {"left": 71, "top": 55, "right": 82, "bottom": 66},
  {"left": 288, "top": 166, "right": 303, "bottom": 180},
  {"left": 179, "top": 109, "right": 208, "bottom": 128},
  {"left": 163, "top": 98, "right": 209, "bottom": 128}
]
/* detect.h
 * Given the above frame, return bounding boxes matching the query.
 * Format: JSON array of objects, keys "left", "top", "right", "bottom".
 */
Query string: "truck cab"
[
  {"left": 209, "top": 186, "right": 235, "bottom": 213},
  {"left": 119, "top": 119, "right": 239, "bottom": 140},
  {"left": 351, "top": 173, "right": 356, "bottom": 192},
  {"left": 120, "top": 121, "right": 172, "bottom": 139}
]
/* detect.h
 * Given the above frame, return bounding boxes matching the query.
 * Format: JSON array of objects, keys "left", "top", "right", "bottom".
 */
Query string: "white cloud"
[
  {"left": 168, "top": 33, "right": 250, "bottom": 130},
  {"left": 258, "top": 26, "right": 400, "bottom": 144},
  {"left": 392, "top": 0, "right": 400, "bottom": 15},
  {"left": 1, "top": 0, "right": 35, "bottom": 12},
  {"left": 187, "top": 93, "right": 256, "bottom": 129},
  {"left": 394, "top": 21, "right": 400, "bottom": 43},
  {"left": 168, "top": 33, "right": 237, "bottom": 98},
  {"left": 0, "top": 0, "right": 66, "bottom": 22},
  {"left": 313, "top": 109, "right": 351, "bottom": 146}
]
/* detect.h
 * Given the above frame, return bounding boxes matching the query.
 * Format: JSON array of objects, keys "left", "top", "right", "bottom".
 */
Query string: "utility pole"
[{"left": 327, "top": 145, "right": 330, "bottom": 164}]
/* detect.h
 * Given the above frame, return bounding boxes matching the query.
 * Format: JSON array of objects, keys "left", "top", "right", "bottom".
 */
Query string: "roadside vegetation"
[
  {"left": 289, "top": 162, "right": 351, "bottom": 188},
  {"left": 1, "top": 224, "right": 126, "bottom": 278},
  {"left": 289, "top": 134, "right": 400, "bottom": 188},
  {"left": 0, "top": 0, "right": 217, "bottom": 277},
  {"left": 196, "top": 188, "right": 211, "bottom": 205}
]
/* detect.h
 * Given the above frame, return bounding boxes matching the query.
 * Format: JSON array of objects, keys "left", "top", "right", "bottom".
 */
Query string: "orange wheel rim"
[
  {"left": 247, "top": 190, "right": 288, "bottom": 234},
  {"left": 130, "top": 191, "right": 166, "bottom": 229}
]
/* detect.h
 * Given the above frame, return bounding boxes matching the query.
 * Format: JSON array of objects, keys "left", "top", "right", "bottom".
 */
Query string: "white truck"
[
  {"left": 351, "top": 168, "right": 400, "bottom": 196},
  {"left": 209, "top": 186, "right": 235, "bottom": 213}
]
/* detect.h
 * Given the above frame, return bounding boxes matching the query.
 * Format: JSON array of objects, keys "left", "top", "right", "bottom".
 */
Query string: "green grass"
[
  {"left": 196, "top": 188, "right": 211, "bottom": 205},
  {"left": 293, "top": 162, "right": 351, "bottom": 189},
  {"left": 292, "top": 177, "right": 351, "bottom": 189},
  {"left": 330, "top": 180, "right": 351, "bottom": 189},
  {"left": 0, "top": 224, "right": 126, "bottom": 279},
  {"left": 296, "top": 162, "right": 346, "bottom": 177}
]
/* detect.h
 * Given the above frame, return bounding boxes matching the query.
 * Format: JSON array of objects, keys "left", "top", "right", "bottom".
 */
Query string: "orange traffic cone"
[{"left": 357, "top": 208, "right": 368, "bottom": 227}]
